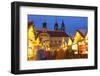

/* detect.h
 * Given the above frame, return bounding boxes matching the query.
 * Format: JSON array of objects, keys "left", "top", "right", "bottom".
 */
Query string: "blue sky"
[{"left": 28, "top": 15, "right": 88, "bottom": 38}]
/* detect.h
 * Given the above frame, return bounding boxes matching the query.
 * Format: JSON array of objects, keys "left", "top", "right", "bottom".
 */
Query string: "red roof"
[{"left": 37, "top": 30, "right": 69, "bottom": 37}]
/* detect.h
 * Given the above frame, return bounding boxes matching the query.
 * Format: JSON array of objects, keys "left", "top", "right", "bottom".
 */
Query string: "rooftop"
[{"left": 37, "top": 30, "right": 69, "bottom": 37}]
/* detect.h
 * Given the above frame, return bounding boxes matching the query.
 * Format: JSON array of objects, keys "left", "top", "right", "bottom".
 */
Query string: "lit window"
[{"left": 72, "top": 44, "right": 78, "bottom": 51}]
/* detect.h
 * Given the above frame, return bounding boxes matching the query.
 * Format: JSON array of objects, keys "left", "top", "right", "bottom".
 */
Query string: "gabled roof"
[
  {"left": 37, "top": 30, "right": 69, "bottom": 37},
  {"left": 85, "top": 32, "right": 88, "bottom": 39},
  {"left": 73, "top": 30, "right": 84, "bottom": 43},
  {"left": 75, "top": 30, "right": 85, "bottom": 37},
  {"left": 68, "top": 37, "right": 73, "bottom": 45}
]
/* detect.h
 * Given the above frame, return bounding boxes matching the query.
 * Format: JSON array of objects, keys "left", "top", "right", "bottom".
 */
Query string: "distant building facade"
[{"left": 37, "top": 21, "right": 69, "bottom": 51}]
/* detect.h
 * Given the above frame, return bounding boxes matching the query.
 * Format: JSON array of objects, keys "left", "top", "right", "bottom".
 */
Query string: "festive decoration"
[{"left": 28, "top": 21, "right": 88, "bottom": 60}]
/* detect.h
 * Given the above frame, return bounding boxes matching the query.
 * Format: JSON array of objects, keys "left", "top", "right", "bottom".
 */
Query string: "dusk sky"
[{"left": 28, "top": 15, "right": 88, "bottom": 38}]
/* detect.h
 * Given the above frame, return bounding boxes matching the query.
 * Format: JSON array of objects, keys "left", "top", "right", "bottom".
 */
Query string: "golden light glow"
[
  {"left": 74, "top": 51, "right": 78, "bottom": 54},
  {"left": 28, "top": 23, "right": 41, "bottom": 60},
  {"left": 68, "top": 37, "right": 73, "bottom": 46},
  {"left": 60, "top": 37, "right": 67, "bottom": 51},
  {"left": 57, "top": 48, "right": 59, "bottom": 51},
  {"left": 27, "top": 21, "right": 88, "bottom": 60},
  {"left": 63, "top": 47, "right": 68, "bottom": 51},
  {"left": 85, "top": 33, "right": 88, "bottom": 40},
  {"left": 85, "top": 33, "right": 88, "bottom": 43},
  {"left": 72, "top": 44, "right": 78, "bottom": 51},
  {"left": 73, "top": 31, "right": 84, "bottom": 44}
]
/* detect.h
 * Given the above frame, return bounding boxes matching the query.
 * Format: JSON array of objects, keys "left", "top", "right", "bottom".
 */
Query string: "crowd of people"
[{"left": 32, "top": 46, "right": 84, "bottom": 60}]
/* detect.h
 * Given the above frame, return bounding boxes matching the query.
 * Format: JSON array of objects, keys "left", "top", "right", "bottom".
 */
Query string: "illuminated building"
[
  {"left": 28, "top": 21, "right": 41, "bottom": 60},
  {"left": 37, "top": 21, "right": 69, "bottom": 51},
  {"left": 78, "top": 32, "right": 88, "bottom": 54},
  {"left": 72, "top": 30, "right": 84, "bottom": 54},
  {"left": 68, "top": 37, "right": 73, "bottom": 46},
  {"left": 28, "top": 20, "right": 88, "bottom": 60}
]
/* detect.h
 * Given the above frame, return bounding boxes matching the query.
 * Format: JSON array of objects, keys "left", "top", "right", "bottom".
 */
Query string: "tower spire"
[
  {"left": 54, "top": 17, "right": 58, "bottom": 30},
  {"left": 42, "top": 20, "right": 47, "bottom": 29},
  {"left": 61, "top": 20, "right": 65, "bottom": 32},
  {"left": 42, "top": 20, "right": 47, "bottom": 32}
]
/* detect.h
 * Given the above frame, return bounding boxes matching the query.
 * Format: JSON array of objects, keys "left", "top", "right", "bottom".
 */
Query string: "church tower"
[
  {"left": 42, "top": 21, "right": 47, "bottom": 32},
  {"left": 43, "top": 21, "right": 47, "bottom": 29},
  {"left": 54, "top": 18, "right": 58, "bottom": 30},
  {"left": 61, "top": 20, "right": 65, "bottom": 32}
]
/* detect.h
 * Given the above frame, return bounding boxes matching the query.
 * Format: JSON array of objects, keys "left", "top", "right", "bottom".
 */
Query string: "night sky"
[{"left": 28, "top": 15, "right": 88, "bottom": 38}]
